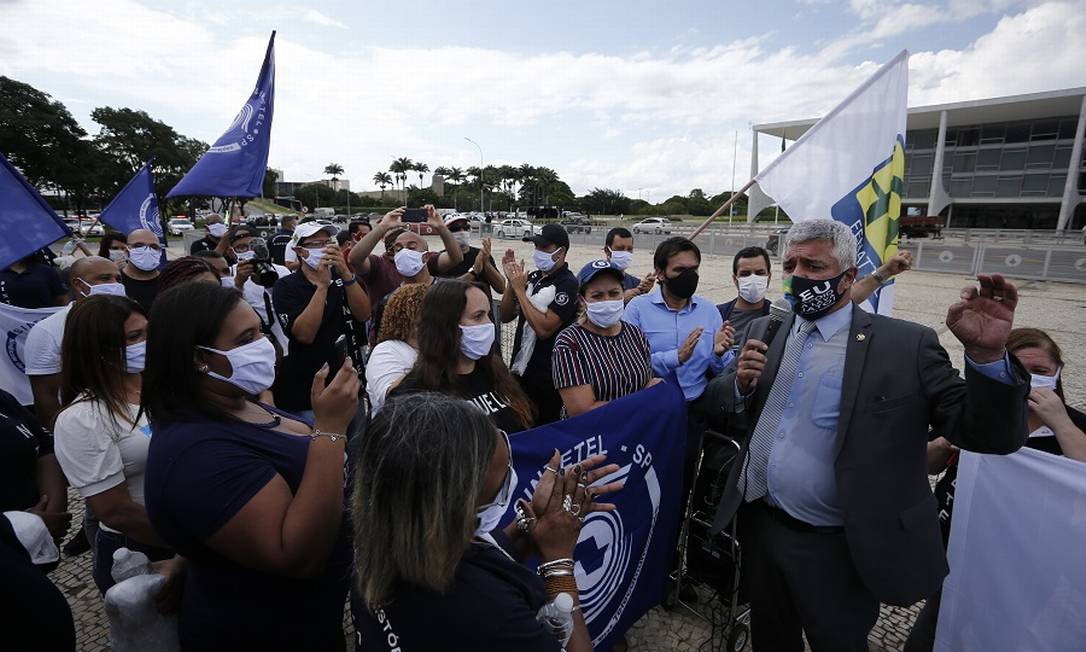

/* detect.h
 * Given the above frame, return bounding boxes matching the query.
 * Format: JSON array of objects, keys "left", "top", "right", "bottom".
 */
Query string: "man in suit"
[{"left": 704, "top": 218, "right": 1029, "bottom": 652}]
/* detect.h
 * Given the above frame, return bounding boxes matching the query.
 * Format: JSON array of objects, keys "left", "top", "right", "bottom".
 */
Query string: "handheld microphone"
[{"left": 747, "top": 298, "right": 793, "bottom": 348}]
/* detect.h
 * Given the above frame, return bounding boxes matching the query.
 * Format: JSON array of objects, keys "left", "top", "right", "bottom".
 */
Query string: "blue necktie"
[{"left": 739, "top": 318, "right": 817, "bottom": 502}]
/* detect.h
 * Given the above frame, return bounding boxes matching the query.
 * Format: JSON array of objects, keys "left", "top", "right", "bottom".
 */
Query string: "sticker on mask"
[{"left": 796, "top": 280, "right": 838, "bottom": 315}]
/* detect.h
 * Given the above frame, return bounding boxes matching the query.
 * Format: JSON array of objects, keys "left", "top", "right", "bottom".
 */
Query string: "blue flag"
[
  {"left": 167, "top": 31, "right": 276, "bottom": 198},
  {"left": 99, "top": 160, "right": 166, "bottom": 266},
  {"left": 0, "top": 151, "right": 71, "bottom": 270},
  {"left": 504, "top": 380, "right": 686, "bottom": 651}
]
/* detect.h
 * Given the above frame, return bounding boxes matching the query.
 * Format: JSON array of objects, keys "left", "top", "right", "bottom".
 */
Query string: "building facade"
[{"left": 753, "top": 87, "right": 1086, "bottom": 230}]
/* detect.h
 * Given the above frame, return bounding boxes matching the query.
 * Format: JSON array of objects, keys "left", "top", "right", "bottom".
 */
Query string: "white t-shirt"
[
  {"left": 224, "top": 263, "right": 291, "bottom": 354},
  {"left": 53, "top": 399, "right": 151, "bottom": 534},
  {"left": 365, "top": 340, "right": 418, "bottom": 413},
  {"left": 23, "top": 303, "right": 72, "bottom": 376}
]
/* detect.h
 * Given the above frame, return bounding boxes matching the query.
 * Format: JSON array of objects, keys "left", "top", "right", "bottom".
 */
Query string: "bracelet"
[
  {"left": 543, "top": 576, "right": 579, "bottom": 600},
  {"left": 537, "top": 558, "right": 575, "bottom": 575},
  {"left": 341, "top": 276, "right": 358, "bottom": 286},
  {"left": 872, "top": 270, "right": 889, "bottom": 284},
  {"left": 541, "top": 569, "right": 575, "bottom": 578},
  {"left": 310, "top": 429, "right": 345, "bottom": 443}
]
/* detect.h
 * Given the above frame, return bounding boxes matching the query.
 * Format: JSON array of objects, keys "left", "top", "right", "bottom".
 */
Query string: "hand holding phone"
[
  {"left": 327, "top": 334, "right": 348, "bottom": 385},
  {"left": 402, "top": 208, "right": 428, "bottom": 223}
]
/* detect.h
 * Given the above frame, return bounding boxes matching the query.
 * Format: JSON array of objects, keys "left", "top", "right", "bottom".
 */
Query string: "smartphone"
[
  {"left": 327, "top": 334, "right": 348, "bottom": 385},
  {"left": 402, "top": 208, "right": 428, "bottom": 223}
]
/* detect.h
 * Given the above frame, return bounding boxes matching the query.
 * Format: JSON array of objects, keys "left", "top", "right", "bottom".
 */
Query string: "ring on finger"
[
  {"left": 544, "top": 465, "right": 559, "bottom": 475},
  {"left": 562, "top": 494, "right": 573, "bottom": 512}
]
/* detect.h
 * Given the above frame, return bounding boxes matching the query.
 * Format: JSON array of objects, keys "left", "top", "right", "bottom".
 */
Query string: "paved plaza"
[{"left": 57, "top": 237, "right": 1086, "bottom": 650}]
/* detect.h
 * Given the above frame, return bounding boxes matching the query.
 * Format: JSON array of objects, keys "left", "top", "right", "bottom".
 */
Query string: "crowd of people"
[{"left": 1, "top": 207, "right": 1083, "bottom": 652}]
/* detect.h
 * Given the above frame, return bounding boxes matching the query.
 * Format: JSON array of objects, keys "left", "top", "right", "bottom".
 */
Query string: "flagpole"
[{"left": 689, "top": 178, "right": 756, "bottom": 241}]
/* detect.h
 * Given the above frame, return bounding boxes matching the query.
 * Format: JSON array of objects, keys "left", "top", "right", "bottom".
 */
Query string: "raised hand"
[
  {"left": 425, "top": 205, "right": 444, "bottom": 230},
  {"left": 882, "top": 251, "right": 913, "bottom": 277},
  {"left": 502, "top": 248, "right": 516, "bottom": 267},
  {"left": 504, "top": 258, "right": 528, "bottom": 292},
  {"left": 946, "top": 274, "right": 1017, "bottom": 363},
  {"left": 678, "top": 327, "right": 703, "bottom": 364},
  {"left": 380, "top": 208, "right": 405, "bottom": 229},
  {"left": 714, "top": 320, "right": 735, "bottom": 356},
  {"left": 636, "top": 271, "right": 656, "bottom": 295}
]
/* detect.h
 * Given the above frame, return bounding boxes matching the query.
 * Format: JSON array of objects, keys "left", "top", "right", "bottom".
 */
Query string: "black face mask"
[
  {"left": 664, "top": 268, "right": 699, "bottom": 300},
  {"left": 786, "top": 270, "right": 850, "bottom": 320}
]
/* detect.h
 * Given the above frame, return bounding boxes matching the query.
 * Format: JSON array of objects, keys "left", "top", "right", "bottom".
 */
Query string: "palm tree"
[
  {"left": 447, "top": 166, "right": 465, "bottom": 184},
  {"left": 390, "top": 157, "right": 413, "bottom": 202},
  {"left": 324, "top": 163, "right": 344, "bottom": 184},
  {"left": 534, "top": 167, "right": 559, "bottom": 207},
  {"left": 413, "top": 162, "right": 429, "bottom": 189},
  {"left": 373, "top": 171, "right": 393, "bottom": 199}
]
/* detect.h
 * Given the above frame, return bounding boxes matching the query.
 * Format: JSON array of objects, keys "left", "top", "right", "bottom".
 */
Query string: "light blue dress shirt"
[
  {"left": 748, "top": 305, "right": 1016, "bottom": 527},
  {"left": 624, "top": 288, "right": 735, "bottom": 401}
]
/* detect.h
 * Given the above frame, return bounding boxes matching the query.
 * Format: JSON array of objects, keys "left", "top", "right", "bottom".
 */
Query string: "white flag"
[
  {"left": 0, "top": 301, "right": 62, "bottom": 405},
  {"left": 935, "top": 448, "right": 1086, "bottom": 652},
  {"left": 754, "top": 50, "right": 908, "bottom": 314}
]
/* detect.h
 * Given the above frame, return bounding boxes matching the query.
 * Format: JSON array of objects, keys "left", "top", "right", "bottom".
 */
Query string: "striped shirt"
[{"left": 552, "top": 322, "right": 653, "bottom": 411}]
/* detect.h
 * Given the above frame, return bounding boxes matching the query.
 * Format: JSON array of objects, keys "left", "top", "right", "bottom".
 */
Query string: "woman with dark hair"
[
  {"left": 52, "top": 294, "right": 171, "bottom": 593},
  {"left": 97, "top": 232, "right": 129, "bottom": 265},
  {"left": 158, "top": 256, "right": 220, "bottom": 291},
  {"left": 142, "top": 282, "right": 359, "bottom": 651},
  {"left": 352, "top": 393, "right": 622, "bottom": 651},
  {"left": 393, "top": 279, "right": 534, "bottom": 432},
  {"left": 904, "top": 328, "right": 1086, "bottom": 652},
  {"left": 554, "top": 260, "right": 655, "bottom": 418}
]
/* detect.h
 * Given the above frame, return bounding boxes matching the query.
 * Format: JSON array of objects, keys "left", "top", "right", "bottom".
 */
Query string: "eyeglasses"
[
  {"left": 131, "top": 243, "right": 161, "bottom": 252},
  {"left": 300, "top": 240, "right": 333, "bottom": 249}
]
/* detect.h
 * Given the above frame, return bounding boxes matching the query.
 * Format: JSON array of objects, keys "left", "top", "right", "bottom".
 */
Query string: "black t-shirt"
[
  {"left": 0, "top": 389, "right": 53, "bottom": 512},
  {"left": 354, "top": 530, "right": 559, "bottom": 652},
  {"left": 272, "top": 272, "right": 357, "bottom": 411},
  {"left": 0, "top": 262, "right": 66, "bottom": 308},
  {"left": 268, "top": 228, "right": 294, "bottom": 266},
  {"left": 510, "top": 264, "right": 579, "bottom": 381},
  {"left": 394, "top": 365, "right": 529, "bottom": 433},
  {"left": 934, "top": 405, "right": 1086, "bottom": 546},
  {"left": 189, "top": 236, "right": 219, "bottom": 256},
  {"left": 433, "top": 246, "right": 495, "bottom": 280},
  {"left": 121, "top": 271, "right": 161, "bottom": 312}
]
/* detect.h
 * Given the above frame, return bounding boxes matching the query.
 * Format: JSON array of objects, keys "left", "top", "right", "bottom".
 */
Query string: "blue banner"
[
  {"left": 167, "top": 31, "right": 275, "bottom": 199},
  {"left": 99, "top": 160, "right": 166, "bottom": 265},
  {"left": 506, "top": 380, "right": 686, "bottom": 651},
  {"left": 0, "top": 151, "right": 71, "bottom": 270}
]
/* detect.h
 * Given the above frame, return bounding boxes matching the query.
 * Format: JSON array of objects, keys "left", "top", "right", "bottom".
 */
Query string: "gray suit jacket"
[{"left": 704, "top": 304, "right": 1029, "bottom": 606}]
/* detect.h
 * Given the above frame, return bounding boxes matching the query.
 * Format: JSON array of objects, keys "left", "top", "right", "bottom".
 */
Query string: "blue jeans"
[{"left": 92, "top": 530, "right": 172, "bottom": 594}]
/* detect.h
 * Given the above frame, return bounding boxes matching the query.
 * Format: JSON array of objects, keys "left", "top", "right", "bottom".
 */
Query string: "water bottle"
[
  {"left": 104, "top": 548, "right": 180, "bottom": 652},
  {"left": 536, "top": 592, "right": 575, "bottom": 646},
  {"left": 61, "top": 239, "right": 78, "bottom": 255}
]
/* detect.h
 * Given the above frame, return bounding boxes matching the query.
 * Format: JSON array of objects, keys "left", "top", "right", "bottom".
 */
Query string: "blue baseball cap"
[{"left": 577, "top": 259, "right": 626, "bottom": 287}]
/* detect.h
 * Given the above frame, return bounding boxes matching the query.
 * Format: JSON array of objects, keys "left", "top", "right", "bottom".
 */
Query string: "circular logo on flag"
[
  {"left": 139, "top": 194, "right": 163, "bottom": 237},
  {"left": 5, "top": 321, "right": 36, "bottom": 373}
]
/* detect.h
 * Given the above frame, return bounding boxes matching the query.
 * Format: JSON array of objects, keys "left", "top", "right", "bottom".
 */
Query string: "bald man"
[
  {"left": 121, "top": 228, "right": 163, "bottom": 311},
  {"left": 25, "top": 256, "right": 123, "bottom": 428}
]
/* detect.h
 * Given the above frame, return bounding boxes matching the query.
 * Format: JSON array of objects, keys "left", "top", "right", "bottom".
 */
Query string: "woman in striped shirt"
[{"left": 552, "top": 260, "right": 656, "bottom": 418}]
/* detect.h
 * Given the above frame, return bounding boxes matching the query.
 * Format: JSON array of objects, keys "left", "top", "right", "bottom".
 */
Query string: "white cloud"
[
  {"left": 298, "top": 8, "right": 348, "bottom": 29},
  {"left": 0, "top": 0, "right": 1083, "bottom": 200}
]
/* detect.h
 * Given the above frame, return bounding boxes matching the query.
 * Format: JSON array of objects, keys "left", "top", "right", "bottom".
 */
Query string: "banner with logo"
[
  {"left": 0, "top": 151, "right": 71, "bottom": 271},
  {"left": 751, "top": 50, "right": 908, "bottom": 315},
  {"left": 505, "top": 380, "right": 686, "bottom": 651},
  {"left": 99, "top": 160, "right": 166, "bottom": 266},
  {"left": 0, "top": 302, "right": 63, "bottom": 405},
  {"left": 167, "top": 31, "right": 276, "bottom": 199},
  {"left": 935, "top": 448, "right": 1086, "bottom": 652}
]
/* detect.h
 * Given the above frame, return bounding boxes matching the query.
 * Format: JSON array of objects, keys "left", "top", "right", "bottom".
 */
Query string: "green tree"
[
  {"left": 413, "top": 161, "right": 429, "bottom": 188},
  {"left": 294, "top": 183, "right": 336, "bottom": 211},
  {"left": 324, "top": 163, "right": 344, "bottom": 182},
  {"left": 373, "top": 171, "right": 393, "bottom": 199},
  {"left": 263, "top": 168, "right": 279, "bottom": 199},
  {"left": 389, "top": 157, "right": 413, "bottom": 202},
  {"left": 580, "top": 188, "right": 631, "bottom": 215}
]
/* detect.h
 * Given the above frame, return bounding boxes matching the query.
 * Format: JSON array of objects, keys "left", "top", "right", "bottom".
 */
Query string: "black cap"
[
  {"left": 524, "top": 223, "right": 570, "bottom": 250},
  {"left": 231, "top": 225, "right": 259, "bottom": 240}
]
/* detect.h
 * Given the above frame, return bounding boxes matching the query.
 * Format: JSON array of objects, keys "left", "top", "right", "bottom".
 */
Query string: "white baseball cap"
[{"left": 443, "top": 214, "right": 469, "bottom": 227}]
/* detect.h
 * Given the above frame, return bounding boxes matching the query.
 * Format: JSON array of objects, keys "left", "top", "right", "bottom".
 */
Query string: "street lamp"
[{"left": 464, "top": 137, "right": 484, "bottom": 213}]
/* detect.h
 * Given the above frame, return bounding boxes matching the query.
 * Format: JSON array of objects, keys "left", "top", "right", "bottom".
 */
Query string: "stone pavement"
[{"left": 56, "top": 237, "right": 1085, "bottom": 650}]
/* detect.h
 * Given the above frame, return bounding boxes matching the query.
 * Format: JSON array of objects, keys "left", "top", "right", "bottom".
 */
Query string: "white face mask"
[
  {"left": 475, "top": 464, "right": 517, "bottom": 538},
  {"left": 534, "top": 248, "right": 561, "bottom": 272},
  {"left": 452, "top": 231, "right": 471, "bottom": 247},
  {"left": 207, "top": 223, "right": 228, "bottom": 238},
  {"left": 394, "top": 248, "right": 426, "bottom": 277},
  {"left": 737, "top": 274, "right": 769, "bottom": 304},
  {"left": 77, "top": 278, "right": 126, "bottom": 298},
  {"left": 235, "top": 250, "right": 256, "bottom": 262},
  {"left": 586, "top": 299, "right": 625, "bottom": 328},
  {"left": 608, "top": 249, "right": 633, "bottom": 271},
  {"left": 198, "top": 337, "right": 277, "bottom": 395},
  {"left": 460, "top": 323, "right": 496, "bottom": 360},
  {"left": 128, "top": 245, "right": 161, "bottom": 272},
  {"left": 108, "top": 249, "right": 128, "bottom": 263},
  {"left": 1030, "top": 368, "right": 1061, "bottom": 391},
  {"left": 300, "top": 247, "right": 325, "bottom": 271},
  {"left": 125, "top": 341, "right": 146, "bottom": 374}
]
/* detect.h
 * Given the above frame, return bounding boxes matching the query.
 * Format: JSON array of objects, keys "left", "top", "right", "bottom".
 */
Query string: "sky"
[{"left": 2, "top": 0, "right": 1085, "bottom": 200}]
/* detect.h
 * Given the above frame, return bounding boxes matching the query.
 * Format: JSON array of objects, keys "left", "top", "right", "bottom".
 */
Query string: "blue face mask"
[
  {"left": 125, "top": 341, "right": 146, "bottom": 374},
  {"left": 534, "top": 248, "right": 562, "bottom": 272}
]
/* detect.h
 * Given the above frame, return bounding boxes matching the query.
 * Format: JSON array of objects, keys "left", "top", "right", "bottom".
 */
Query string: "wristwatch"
[{"left": 872, "top": 269, "right": 889, "bottom": 284}]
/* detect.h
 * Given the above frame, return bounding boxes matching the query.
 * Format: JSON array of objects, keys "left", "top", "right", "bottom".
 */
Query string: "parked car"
[
  {"left": 559, "top": 214, "right": 592, "bottom": 234},
  {"left": 63, "top": 218, "right": 80, "bottom": 233},
  {"left": 168, "top": 217, "right": 195, "bottom": 236},
  {"left": 78, "top": 220, "right": 104, "bottom": 236},
  {"left": 631, "top": 217, "right": 672, "bottom": 235},
  {"left": 765, "top": 227, "right": 791, "bottom": 256},
  {"left": 494, "top": 219, "right": 534, "bottom": 239},
  {"left": 899, "top": 215, "right": 943, "bottom": 239}
]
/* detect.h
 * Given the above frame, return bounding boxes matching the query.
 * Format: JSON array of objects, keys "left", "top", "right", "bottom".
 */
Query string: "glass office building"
[{"left": 753, "top": 87, "right": 1086, "bottom": 230}]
